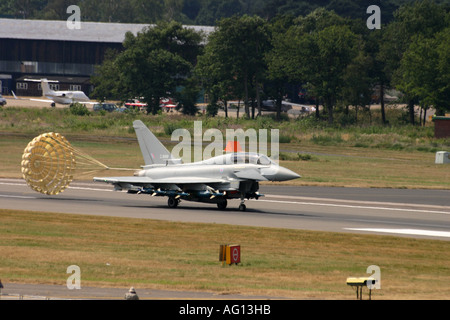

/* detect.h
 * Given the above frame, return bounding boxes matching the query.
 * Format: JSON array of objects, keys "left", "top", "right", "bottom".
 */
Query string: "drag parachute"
[
  {"left": 21, "top": 132, "right": 111, "bottom": 195},
  {"left": 21, "top": 132, "right": 76, "bottom": 195}
]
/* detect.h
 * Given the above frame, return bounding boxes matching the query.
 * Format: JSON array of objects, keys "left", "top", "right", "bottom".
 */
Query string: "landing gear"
[
  {"left": 167, "top": 197, "right": 179, "bottom": 208},
  {"left": 239, "top": 193, "right": 246, "bottom": 211},
  {"left": 217, "top": 199, "right": 227, "bottom": 210}
]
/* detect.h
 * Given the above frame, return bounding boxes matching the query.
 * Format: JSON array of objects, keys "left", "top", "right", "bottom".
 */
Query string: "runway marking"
[
  {"left": 264, "top": 194, "right": 450, "bottom": 211},
  {"left": 0, "top": 182, "right": 26, "bottom": 186},
  {"left": 0, "top": 181, "right": 113, "bottom": 193},
  {"left": 345, "top": 228, "right": 450, "bottom": 238},
  {"left": 255, "top": 199, "right": 450, "bottom": 215},
  {"left": 0, "top": 194, "right": 36, "bottom": 199},
  {"left": 68, "top": 186, "right": 114, "bottom": 192}
]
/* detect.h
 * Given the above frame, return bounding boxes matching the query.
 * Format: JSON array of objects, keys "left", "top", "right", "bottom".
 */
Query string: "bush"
[
  {"left": 164, "top": 122, "right": 178, "bottom": 135},
  {"left": 206, "top": 103, "right": 219, "bottom": 117},
  {"left": 70, "top": 103, "right": 90, "bottom": 116}
]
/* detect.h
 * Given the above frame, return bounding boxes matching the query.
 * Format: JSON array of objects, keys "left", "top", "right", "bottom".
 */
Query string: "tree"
[
  {"left": 379, "top": 0, "right": 449, "bottom": 124},
  {"left": 269, "top": 9, "right": 360, "bottom": 123},
  {"left": 39, "top": 0, "right": 73, "bottom": 20},
  {"left": 395, "top": 28, "right": 450, "bottom": 120},
  {"left": 395, "top": 35, "right": 437, "bottom": 122},
  {"left": 265, "top": 14, "right": 297, "bottom": 120},
  {"left": 12, "top": 0, "right": 47, "bottom": 19},
  {"left": 176, "top": 77, "right": 200, "bottom": 115},
  {"left": 194, "top": 0, "right": 245, "bottom": 25},
  {"left": 342, "top": 50, "right": 374, "bottom": 123},
  {"left": 197, "top": 15, "right": 270, "bottom": 118},
  {"left": 435, "top": 28, "right": 450, "bottom": 115},
  {"left": 91, "top": 21, "right": 204, "bottom": 114},
  {"left": 314, "top": 25, "right": 358, "bottom": 123},
  {"left": 195, "top": 41, "right": 239, "bottom": 118},
  {"left": 91, "top": 49, "right": 126, "bottom": 101}
]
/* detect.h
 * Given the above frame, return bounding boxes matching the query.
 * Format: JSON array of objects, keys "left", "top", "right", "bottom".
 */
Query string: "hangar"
[{"left": 0, "top": 18, "right": 213, "bottom": 96}]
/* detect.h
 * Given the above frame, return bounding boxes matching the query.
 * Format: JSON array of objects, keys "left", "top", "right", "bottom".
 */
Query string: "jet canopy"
[{"left": 201, "top": 152, "right": 274, "bottom": 165}]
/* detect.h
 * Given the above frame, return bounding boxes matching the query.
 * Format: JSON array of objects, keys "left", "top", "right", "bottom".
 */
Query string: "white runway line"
[
  {"left": 0, "top": 180, "right": 113, "bottom": 193},
  {"left": 0, "top": 194, "right": 36, "bottom": 199},
  {"left": 345, "top": 228, "right": 450, "bottom": 238},
  {"left": 263, "top": 193, "right": 450, "bottom": 211},
  {"left": 256, "top": 199, "right": 450, "bottom": 215}
]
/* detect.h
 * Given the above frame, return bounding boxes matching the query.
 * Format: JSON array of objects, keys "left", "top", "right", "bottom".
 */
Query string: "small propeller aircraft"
[
  {"left": 94, "top": 120, "right": 300, "bottom": 211},
  {"left": 13, "top": 78, "right": 95, "bottom": 107}
]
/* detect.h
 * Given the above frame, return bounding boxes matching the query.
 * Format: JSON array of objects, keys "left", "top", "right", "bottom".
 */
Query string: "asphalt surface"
[
  {"left": 1, "top": 178, "right": 449, "bottom": 239},
  {"left": 0, "top": 282, "right": 284, "bottom": 300}
]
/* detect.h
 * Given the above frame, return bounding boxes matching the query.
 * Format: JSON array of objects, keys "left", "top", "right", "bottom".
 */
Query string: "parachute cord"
[{"left": 50, "top": 137, "right": 110, "bottom": 169}]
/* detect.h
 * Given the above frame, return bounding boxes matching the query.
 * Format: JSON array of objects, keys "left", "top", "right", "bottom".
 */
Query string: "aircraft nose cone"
[{"left": 274, "top": 167, "right": 301, "bottom": 181}]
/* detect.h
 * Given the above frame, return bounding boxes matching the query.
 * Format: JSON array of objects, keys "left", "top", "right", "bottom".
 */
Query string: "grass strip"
[{"left": 1, "top": 209, "right": 449, "bottom": 299}]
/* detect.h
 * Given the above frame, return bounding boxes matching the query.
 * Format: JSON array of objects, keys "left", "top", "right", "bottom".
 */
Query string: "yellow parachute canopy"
[
  {"left": 21, "top": 132, "right": 76, "bottom": 195},
  {"left": 22, "top": 132, "right": 135, "bottom": 195}
]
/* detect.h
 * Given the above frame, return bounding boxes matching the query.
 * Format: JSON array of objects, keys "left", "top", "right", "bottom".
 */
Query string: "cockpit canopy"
[{"left": 201, "top": 152, "right": 273, "bottom": 165}]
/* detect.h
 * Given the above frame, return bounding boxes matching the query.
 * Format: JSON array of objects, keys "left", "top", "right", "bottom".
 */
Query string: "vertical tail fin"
[
  {"left": 40, "top": 79, "right": 55, "bottom": 96},
  {"left": 133, "top": 120, "right": 173, "bottom": 165}
]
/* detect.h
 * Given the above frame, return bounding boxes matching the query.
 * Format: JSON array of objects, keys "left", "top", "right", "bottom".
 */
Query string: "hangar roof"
[{"left": 0, "top": 18, "right": 214, "bottom": 43}]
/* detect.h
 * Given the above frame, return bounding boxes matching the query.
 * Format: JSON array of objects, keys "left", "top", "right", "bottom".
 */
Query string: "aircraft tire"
[
  {"left": 217, "top": 199, "right": 227, "bottom": 210},
  {"left": 239, "top": 204, "right": 246, "bottom": 211},
  {"left": 168, "top": 197, "right": 179, "bottom": 208}
]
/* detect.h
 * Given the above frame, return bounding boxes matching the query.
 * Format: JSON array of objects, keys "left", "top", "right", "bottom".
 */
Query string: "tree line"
[
  {"left": 90, "top": 0, "right": 450, "bottom": 125},
  {"left": 1, "top": 0, "right": 428, "bottom": 25}
]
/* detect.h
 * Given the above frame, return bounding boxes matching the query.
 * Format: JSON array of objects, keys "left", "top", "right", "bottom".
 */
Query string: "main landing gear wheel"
[
  {"left": 239, "top": 192, "right": 246, "bottom": 211},
  {"left": 168, "top": 197, "right": 179, "bottom": 208},
  {"left": 217, "top": 199, "right": 227, "bottom": 210}
]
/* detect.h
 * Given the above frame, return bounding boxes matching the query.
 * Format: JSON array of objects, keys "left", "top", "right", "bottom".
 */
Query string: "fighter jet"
[{"left": 93, "top": 120, "right": 300, "bottom": 211}]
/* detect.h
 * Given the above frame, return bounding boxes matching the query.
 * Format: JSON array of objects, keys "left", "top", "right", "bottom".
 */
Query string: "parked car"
[
  {"left": 0, "top": 94, "right": 6, "bottom": 106},
  {"left": 93, "top": 103, "right": 118, "bottom": 112},
  {"left": 262, "top": 100, "right": 292, "bottom": 112}
]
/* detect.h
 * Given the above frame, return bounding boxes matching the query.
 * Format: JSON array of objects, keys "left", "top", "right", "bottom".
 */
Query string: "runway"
[{"left": 1, "top": 178, "right": 449, "bottom": 240}]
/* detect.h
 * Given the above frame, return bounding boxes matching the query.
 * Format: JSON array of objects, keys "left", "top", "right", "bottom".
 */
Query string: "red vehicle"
[
  {"left": 125, "top": 99, "right": 147, "bottom": 111},
  {"left": 159, "top": 98, "right": 177, "bottom": 112}
]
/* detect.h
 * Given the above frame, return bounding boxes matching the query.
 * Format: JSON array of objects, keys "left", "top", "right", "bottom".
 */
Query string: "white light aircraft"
[{"left": 13, "top": 78, "right": 94, "bottom": 107}]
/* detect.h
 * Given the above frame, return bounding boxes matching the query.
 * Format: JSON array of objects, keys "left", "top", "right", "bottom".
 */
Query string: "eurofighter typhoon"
[{"left": 94, "top": 120, "right": 300, "bottom": 211}]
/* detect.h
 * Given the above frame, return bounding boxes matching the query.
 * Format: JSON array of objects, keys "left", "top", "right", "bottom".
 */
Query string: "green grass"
[
  {"left": 1, "top": 209, "right": 449, "bottom": 299},
  {"left": 1, "top": 106, "right": 448, "bottom": 152}
]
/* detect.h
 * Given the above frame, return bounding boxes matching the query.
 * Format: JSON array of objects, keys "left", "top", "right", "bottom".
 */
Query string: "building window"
[
  {"left": 69, "top": 85, "right": 81, "bottom": 91},
  {"left": 16, "top": 82, "right": 28, "bottom": 90},
  {"left": 49, "top": 84, "right": 59, "bottom": 91}
]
